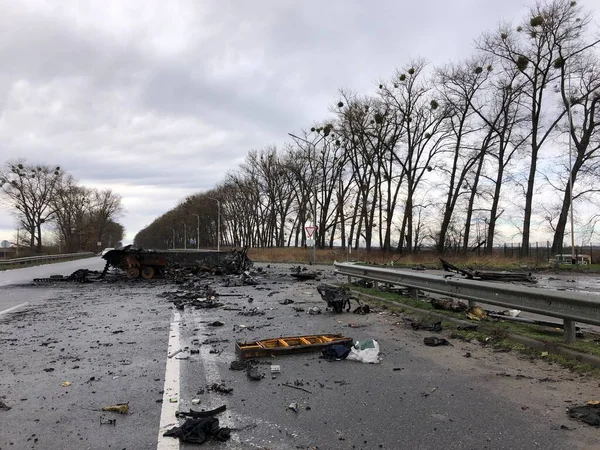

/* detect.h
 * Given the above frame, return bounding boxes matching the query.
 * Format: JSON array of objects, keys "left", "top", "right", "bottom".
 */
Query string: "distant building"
[{"left": 553, "top": 254, "right": 591, "bottom": 265}]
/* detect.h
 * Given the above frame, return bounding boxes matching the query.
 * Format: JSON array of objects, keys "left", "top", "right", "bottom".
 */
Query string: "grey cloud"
[{"left": 1, "top": 0, "right": 598, "bottom": 242}]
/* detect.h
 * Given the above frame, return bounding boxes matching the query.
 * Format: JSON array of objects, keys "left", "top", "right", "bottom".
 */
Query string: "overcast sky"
[{"left": 1, "top": 0, "right": 598, "bottom": 246}]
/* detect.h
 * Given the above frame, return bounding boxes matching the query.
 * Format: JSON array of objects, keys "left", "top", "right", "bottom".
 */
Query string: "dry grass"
[{"left": 244, "top": 247, "right": 565, "bottom": 269}]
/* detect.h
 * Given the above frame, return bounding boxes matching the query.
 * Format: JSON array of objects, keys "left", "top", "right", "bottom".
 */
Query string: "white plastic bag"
[{"left": 346, "top": 339, "right": 380, "bottom": 364}]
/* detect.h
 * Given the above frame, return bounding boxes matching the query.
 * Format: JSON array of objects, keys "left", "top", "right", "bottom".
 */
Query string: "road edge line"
[{"left": 0, "top": 302, "right": 29, "bottom": 316}]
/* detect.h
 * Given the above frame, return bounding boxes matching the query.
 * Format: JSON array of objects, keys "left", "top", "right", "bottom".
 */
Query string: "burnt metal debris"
[
  {"left": 317, "top": 284, "right": 358, "bottom": 313},
  {"left": 440, "top": 258, "right": 535, "bottom": 283},
  {"left": 33, "top": 246, "right": 253, "bottom": 283},
  {"left": 102, "top": 246, "right": 252, "bottom": 279}
]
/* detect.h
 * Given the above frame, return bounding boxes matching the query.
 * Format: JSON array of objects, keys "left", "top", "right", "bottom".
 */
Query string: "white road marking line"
[
  {"left": 157, "top": 311, "right": 181, "bottom": 450},
  {"left": 0, "top": 302, "right": 28, "bottom": 316},
  {"left": 194, "top": 317, "right": 242, "bottom": 449}
]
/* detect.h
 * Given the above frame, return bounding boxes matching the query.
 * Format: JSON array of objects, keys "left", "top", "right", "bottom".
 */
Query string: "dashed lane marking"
[
  {"left": 156, "top": 311, "right": 181, "bottom": 450},
  {"left": 194, "top": 316, "right": 242, "bottom": 449}
]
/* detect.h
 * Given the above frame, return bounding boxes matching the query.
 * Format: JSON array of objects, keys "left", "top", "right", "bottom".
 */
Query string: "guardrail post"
[
  {"left": 374, "top": 280, "right": 379, "bottom": 290},
  {"left": 347, "top": 275, "right": 352, "bottom": 284},
  {"left": 563, "top": 319, "right": 576, "bottom": 343},
  {"left": 410, "top": 288, "right": 419, "bottom": 300},
  {"left": 468, "top": 300, "right": 475, "bottom": 308}
]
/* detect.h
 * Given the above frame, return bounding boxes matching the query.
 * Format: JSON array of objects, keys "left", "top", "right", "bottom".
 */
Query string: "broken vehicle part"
[
  {"left": 567, "top": 403, "right": 600, "bottom": 426},
  {"left": 423, "top": 337, "right": 451, "bottom": 346},
  {"left": 440, "top": 258, "right": 535, "bottom": 282},
  {"left": 235, "top": 334, "right": 353, "bottom": 360},
  {"left": 317, "top": 284, "right": 357, "bottom": 313},
  {"left": 101, "top": 245, "right": 252, "bottom": 280},
  {"left": 164, "top": 417, "right": 231, "bottom": 444}
]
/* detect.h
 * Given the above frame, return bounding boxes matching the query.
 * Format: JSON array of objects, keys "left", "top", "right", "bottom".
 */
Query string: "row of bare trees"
[
  {"left": 135, "top": 0, "right": 600, "bottom": 255},
  {"left": 0, "top": 161, "right": 124, "bottom": 253}
]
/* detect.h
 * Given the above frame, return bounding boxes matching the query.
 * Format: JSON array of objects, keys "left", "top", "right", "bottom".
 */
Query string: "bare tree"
[
  {"left": 0, "top": 161, "right": 62, "bottom": 252},
  {"left": 478, "top": 0, "right": 596, "bottom": 255},
  {"left": 550, "top": 48, "right": 600, "bottom": 253}
]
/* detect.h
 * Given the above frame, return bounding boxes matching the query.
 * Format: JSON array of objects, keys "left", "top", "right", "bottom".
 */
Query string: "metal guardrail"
[
  {"left": 334, "top": 262, "right": 600, "bottom": 342},
  {"left": 0, "top": 252, "right": 95, "bottom": 267}
]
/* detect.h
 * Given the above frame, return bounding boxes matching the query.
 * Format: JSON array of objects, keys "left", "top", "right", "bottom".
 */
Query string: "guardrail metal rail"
[
  {"left": 334, "top": 262, "right": 600, "bottom": 342},
  {"left": 0, "top": 252, "right": 95, "bottom": 267}
]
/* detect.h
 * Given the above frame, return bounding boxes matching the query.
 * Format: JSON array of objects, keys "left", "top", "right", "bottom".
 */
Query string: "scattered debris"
[
  {"left": 568, "top": 403, "right": 600, "bottom": 426},
  {"left": 246, "top": 365, "right": 263, "bottom": 381},
  {"left": 320, "top": 344, "right": 351, "bottom": 361},
  {"left": 102, "top": 403, "right": 129, "bottom": 414},
  {"left": 430, "top": 298, "right": 468, "bottom": 312},
  {"left": 207, "top": 383, "right": 233, "bottom": 395},
  {"left": 290, "top": 266, "right": 319, "bottom": 281},
  {"left": 279, "top": 299, "right": 294, "bottom": 305},
  {"left": 308, "top": 306, "right": 322, "bottom": 315},
  {"left": 99, "top": 417, "right": 117, "bottom": 426},
  {"left": 164, "top": 416, "right": 231, "bottom": 444},
  {"left": 270, "top": 365, "right": 281, "bottom": 374},
  {"left": 235, "top": 334, "right": 353, "bottom": 360},
  {"left": 440, "top": 258, "right": 535, "bottom": 282},
  {"left": 346, "top": 339, "right": 380, "bottom": 364},
  {"left": 229, "top": 360, "right": 247, "bottom": 371},
  {"left": 176, "top": 405, "right": 227, "bottom": 419},
  {"left": 209, "top": 321, "right": 224, "bottom": 327},
  {"left": 464, "top": 352, "right": 472, "bottom": 358},
  {"left": 466, "top": 306, "right": 487, "bottom": 321},
  {"left": 238, "top": 308, "right": 265, "bottom": 317},
  {"left": 423, "top": 337, "right": 451, "bottom": 347},
  {"left": 407, "top": 318, "right": 442, "bottom": 332},
  {"left": 353, "top": 305, "right": 370, "bottom": 314},
  {"left": 168, "top": 349, "right": 185, "bottom": 358},
  {"left": 61, "top": 381, "right": 72, "bottom": 387},
  {"left": 317, "top": 284, "right": 357, "bottom": 313},
  {"left": 288, "top": 402, "right": 299, "bottom": 412},
  {"left": 192, "top": 398, "right": 201, "bottom": 405},
  {"left": 457, "top": 325, "right": 478, "bottom": 331},
  {"left": 0, "top": 400, "right": 11, "bottom": 411}
]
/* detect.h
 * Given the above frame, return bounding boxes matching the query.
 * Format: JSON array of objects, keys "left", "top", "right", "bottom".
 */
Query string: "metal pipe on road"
[{"left": 334, "top": 262, "right": 600, "bottom": 342}]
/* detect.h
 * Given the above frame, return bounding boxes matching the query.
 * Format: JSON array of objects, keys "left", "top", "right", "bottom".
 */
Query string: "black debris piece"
[
  {"left": 246, "top": 365, "right": 263, "bottom": 381},
  {"left": 209, "top": 321, "right": 224, "bottom": 327},
  {"left": 568, "top": 404, "right": 600, "bottom": 426},
  {"left": 0, "top": 400, "right": 11, "bottom": 411},
  {"left": 430, "top": 298, "right": 468, "bottom": 312},
  {"left": 238, "top": 308, "right": 265, "bottom": 317},
  {"left": 164, "top": 417, "right": 231, "bottom": 444},
  {"left": 207, "top": 383, "right": 233, "bottom": 395},
  {"left": 423, "top": 337, "right": 451, "bottom": 346},
  {"left": 320, "top": 344, "right": 351, "bottom": 361},
  {"left": 280, "top": 299, "right": 294, "bottom": 305},
  {"left": 457, "top": 325, "right": 478, "bottom": 331},
  {"left": 317, "top": 284, "right": 357, "bottom": 313},
  {"left": 410, "top": 320, "right": 442, "bottom": 332},
  {"left": 353, "top": 305, "right": 370, "bottom": 314},
  {"left": 229, "top": 360, "right": 247, "bottom": 371}
]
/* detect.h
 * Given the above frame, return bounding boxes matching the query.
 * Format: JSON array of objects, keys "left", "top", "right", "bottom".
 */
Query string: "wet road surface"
[{"left": 1, "top": 262, "right": 600, "bottom": 449}]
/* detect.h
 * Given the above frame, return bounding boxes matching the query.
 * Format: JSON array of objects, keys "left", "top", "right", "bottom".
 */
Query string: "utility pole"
[
  {"left": 207, "top": 197, "right": 221, "bottom": 252},
  {"left": 169, "top": 227, "right": 175, "bottom": 249},
  {"left": 183, "top": 223, "right": 187, "bottom": 250},
  {"left": 192, "top": 214, "right": 200, "bottom": 250}
]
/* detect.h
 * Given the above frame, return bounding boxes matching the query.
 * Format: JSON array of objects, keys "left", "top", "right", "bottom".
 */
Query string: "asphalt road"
[
  {"left": 1, "top": 262, "right": 600, "bottom": 449},
  {"left": 0, "top": 257, "right": 106, "bottom": 316}
]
